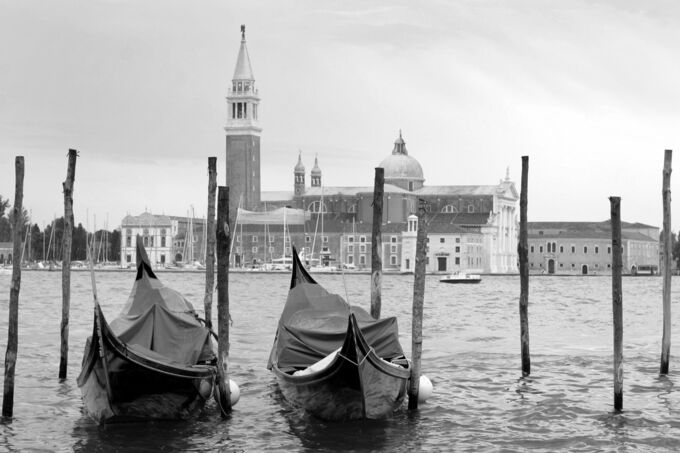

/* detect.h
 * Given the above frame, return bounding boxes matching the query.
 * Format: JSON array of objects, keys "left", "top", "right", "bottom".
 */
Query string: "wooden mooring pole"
[
  {"left": 204, "top": 157, "right": 217, "bottom": 329},
  {"left": 371, "top": 167, "right": 384, "bottom": 319},
  {"left": 216, "top": 186, "right": 232, "bottom": 415},
  {"left": 661, "top": 149, "right": 673, "bottom": 375},
  {"left": 408, "top": 199, "right": 427, "bottom": 410},
  {"left": 519, "top": 155, "right": 530, "bottom": 376},
  {"left": 2, "top": 156, "right": 24, "bottom": 418},
  {"left": 610, "top": 196, "right": 623, "bottom": 411},
  {"left": 59, "top": 149, "right": 77, "bottom": 380}
]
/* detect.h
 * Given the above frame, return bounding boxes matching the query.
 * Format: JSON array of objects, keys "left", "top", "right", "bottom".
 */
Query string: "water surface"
[{"left": 0, "top": 271, "right": 679, "bottom": 451}]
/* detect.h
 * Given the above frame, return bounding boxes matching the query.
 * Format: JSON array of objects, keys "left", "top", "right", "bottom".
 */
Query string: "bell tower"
[
  {"left": 225, "top": 25, "right": 262, "bottom": 217},
  {"left": 294, "top": 152, "right": 305, "bottom": 196}
]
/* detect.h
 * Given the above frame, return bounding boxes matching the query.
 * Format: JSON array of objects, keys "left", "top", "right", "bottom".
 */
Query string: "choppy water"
[{"left": 1, "top": 270, "right": 680, "bottom": 452}]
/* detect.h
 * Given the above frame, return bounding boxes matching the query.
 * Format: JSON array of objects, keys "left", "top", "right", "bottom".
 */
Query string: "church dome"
[
  {"left": 378, "top": 131, "right": 424, "bottom": 190},
  {"left": 294, "top": 152, "right": 305, "bottom": 172}
]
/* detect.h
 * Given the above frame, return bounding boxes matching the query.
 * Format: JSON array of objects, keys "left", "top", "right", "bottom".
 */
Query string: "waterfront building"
[
  {"left": 527, "top": 221, "right": 660, "bottom": 275},
  {"left": 225, "top": 26, "right": 519, "bottom": 273},
  {"left": 120, "top": 212, "right": 207, "bottom": 268}
]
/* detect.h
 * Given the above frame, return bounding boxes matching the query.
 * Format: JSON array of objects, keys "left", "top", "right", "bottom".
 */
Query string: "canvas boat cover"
[
  {"left": 237, "top": 207, "right": 309, "bottom": 225},
  {"left": 108, "top": 239, "right": 213, "bottom": 366},
  {"left": 268, "top": 278, "right": 405, "bottom": 371}
]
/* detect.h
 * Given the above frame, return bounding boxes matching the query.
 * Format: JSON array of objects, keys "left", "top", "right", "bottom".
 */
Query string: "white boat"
[{"left": 439, "top": 271, "right": 482, "bottom": 284}]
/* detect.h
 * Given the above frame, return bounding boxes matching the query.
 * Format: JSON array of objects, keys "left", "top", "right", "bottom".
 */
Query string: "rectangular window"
[
  {"left": 160, "top": 254, "right": 165, "bottom": 264},
  {"left": 391, "top": 236, "right": 397, "bottom": 243},
  {"left": 391, "top": 245, "right": 397, "bottom": 253},
  {"left": 584, "top": 246, "right": 588, "bottom": 253},
  {"left": 595, "top": 246, "right": 599, "bottom": 254},
  {"left": 348, "top": 245, "right": 354, "bottom": 253},
  {"left": 360, "top": 244, "right": 366, "bottom": 253},
  {"left": 126, "top": 254, "right": 131, "bottom": 263},
  {"left": 252, "top": 246, "right": 258, "bottom": 253},
  {"left": 348, "top": 255, "right": 354, "bottom": 264},
  {"left": 455, "top": 238, "right": 460, "bottom": 243},
  {"left": 559, "top": 245, "right": 563, "bottom": 253},
  {"left": 359, "top": 255, "right": 366, "bottom": 265},
  {"left": 269, "top": 246, "right": 275, "bottom": 253},
  {"left": 455, "top": 257, "right": 460, "bottom": 265},
  {"left": 390, "top": 255, "right": 397, "bottom": 265},
  {"left": 608, "top": 246, "right": 611, "bottom": 254},
  {"left": 161, "top": 237, "right": 166, "bottom": 247},
  {"left": 236, "top": 236, "right": 241, "bottom": 243},
  {"left": 269, "top": 236, "right": 275, "bottom": 243},
  {"left": 440, "top": 237, "right": 445, "bottom": 243},
  {"left": 405, "top": 258, "right": 410, "bottom": 269},
  {"left": 143, "top": 236, "right": 149, "bottom": 247},
  {"left": 252, "top": 235, "right": 258, "bottom": 242},
  {"left": 348, "top": 236, "right": 354, "bottom": 243},
  {"left": 126, "top": 236, "right": 131, "bottom": 247},
  {"left": 305, "top": 235, "right": 311, "bottom": 243},
  {"left": 530, "top": 245, "right": 534, "bottom": 253},
  {"left": 571, "top": 245, "right": 575, "bottom": 253},
  {"left": 360, "top": 236, "right": 366, "bottom": 243},
  {"left": 322, "top": 236, "right": 328, "bottom": 243},
  {"left": 455, "top": 246, "right": 460, "bottom": 253},
  {"left": 322, "top": 246, "right": 329, "bottom": 253},
  {"left": 539, "top": 246, "right": 543, "bottom": 253},
  {"left": 236, "top": 246, "right": 242, "bottom": 253},
  {"left": 149, "top": 236, "right": 154, "bottom": 247}
]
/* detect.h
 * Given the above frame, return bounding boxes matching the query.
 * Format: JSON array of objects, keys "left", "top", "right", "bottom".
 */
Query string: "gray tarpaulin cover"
[
  {"left": 269, "top": 281, "right": 404, "bottom": 370},
  {"left": 109, "top": 269, "right": 213, "bottom": 366}
]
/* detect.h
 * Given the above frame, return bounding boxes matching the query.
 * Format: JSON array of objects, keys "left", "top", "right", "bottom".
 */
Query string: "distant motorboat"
[{"left": 440, "top": 272, "right": 482, "bottom": 284}]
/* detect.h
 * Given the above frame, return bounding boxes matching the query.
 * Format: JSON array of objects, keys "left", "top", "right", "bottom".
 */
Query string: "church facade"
[{"left": 225, "top": 26, "right": 519, "bottom": 274}]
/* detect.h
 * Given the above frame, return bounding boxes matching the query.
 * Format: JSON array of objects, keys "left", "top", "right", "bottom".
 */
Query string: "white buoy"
[
  {"left": 229, "top": 379, "right": 240, "bottom": 406},
  {"left": 418, "top": 375, "right": 433, "bottom": 403}
]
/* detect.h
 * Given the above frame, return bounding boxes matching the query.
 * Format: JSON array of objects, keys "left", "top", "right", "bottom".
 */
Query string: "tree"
[{"left": 109, "top": 229, "right": 121, "bottom": 262}]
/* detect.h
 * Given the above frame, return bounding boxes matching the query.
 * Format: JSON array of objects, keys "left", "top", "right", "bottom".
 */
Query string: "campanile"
[{"left": 225, "top": 25, "right": 262, "bottom": 219}]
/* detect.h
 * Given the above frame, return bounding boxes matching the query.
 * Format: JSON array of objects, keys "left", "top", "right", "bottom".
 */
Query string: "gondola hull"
[
  {"left": 272, "top": 313, "right": 410, "bottom": 420},
  {"left": 77, "top": 307, "right": 215, "bottom": 424}
]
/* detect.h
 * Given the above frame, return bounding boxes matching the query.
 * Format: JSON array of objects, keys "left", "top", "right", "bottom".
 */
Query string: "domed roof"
[
  {"left": 378, "top": 131, "right": 424, "bottom": 181},
  {"left": 294, "top": 152, "right": 305, "bottom": 172},
  {"left": 311, "top": 156, "right": 322, "bottom": 176}
]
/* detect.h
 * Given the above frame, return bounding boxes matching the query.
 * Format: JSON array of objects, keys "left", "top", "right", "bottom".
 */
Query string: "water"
[{"left": 1, "top": 271, "right": 680, "bottom": 451}]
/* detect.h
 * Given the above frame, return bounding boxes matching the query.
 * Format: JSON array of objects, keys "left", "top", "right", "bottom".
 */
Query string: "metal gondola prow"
[
  {"left": 135, "top": 235, "right": 158, "bottom": 280},
  {"left": 290, "top": 245, "right": 317, "bottom": 289}
]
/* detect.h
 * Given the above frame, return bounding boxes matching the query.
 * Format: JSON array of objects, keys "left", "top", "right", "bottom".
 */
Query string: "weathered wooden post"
[
  {"left": 215, "top": 186, "right": 232, "bottom": 415},
  {"left": 2, "top": 156, "right": 24, "bottom": 418},
  {"left": 371, "top": 167, "right": 384, "bottom": 319},
  {"left": 519, "top": 155, "right": 530, "bottom": 376},
  {"left": 661, "top": 149, "right": 673, "bottom": 375},
  {"left": 204, "top": 157, "right": 217, "bottom": 329},
  {"left": 408, "top": 199, "right": 427, "bottom": 410},
  {"left": 610, "top": 196, "right": 623, "bottom": 411},
  {"left": 59, "top": 149, "right": 77, "bottom": 380}
]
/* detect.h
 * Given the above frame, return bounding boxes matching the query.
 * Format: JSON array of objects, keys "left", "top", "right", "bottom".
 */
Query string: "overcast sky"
[{"left": 1, "top": 0, "right": 679, "bottom": 232}]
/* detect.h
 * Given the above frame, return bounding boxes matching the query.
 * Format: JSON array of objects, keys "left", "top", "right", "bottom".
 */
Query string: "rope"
[{"left": 338, "top": 347, "right": 374, "bottom": 367}]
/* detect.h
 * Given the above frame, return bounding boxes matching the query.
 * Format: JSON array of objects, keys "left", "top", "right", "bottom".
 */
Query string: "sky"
[{"left": 1, "top": 0, "right": 679, "bottom": 232}]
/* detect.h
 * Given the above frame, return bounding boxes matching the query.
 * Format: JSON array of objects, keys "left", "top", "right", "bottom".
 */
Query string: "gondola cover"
[
  {"left": 268, "top": 256, "right": 404, "bottom": 372},
  {"left": 109, "top": 252, "right": 214, "bottom": 366}
]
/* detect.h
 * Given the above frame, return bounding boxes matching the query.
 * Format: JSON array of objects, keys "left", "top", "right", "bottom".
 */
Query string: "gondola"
[
  {"left": 77, "top": 237, "right": 221, "bottom": 424},
  {"left": 267, "top": 247, "right": 411, "bottom": 420}
]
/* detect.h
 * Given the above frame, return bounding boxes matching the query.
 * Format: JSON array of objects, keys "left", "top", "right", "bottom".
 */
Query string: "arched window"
[
  {"left": 441, "top": 205, "right": 458, "bottom": 213},
  {"left": 307, "top": 201, "right": 328, "bottom": 213}
]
